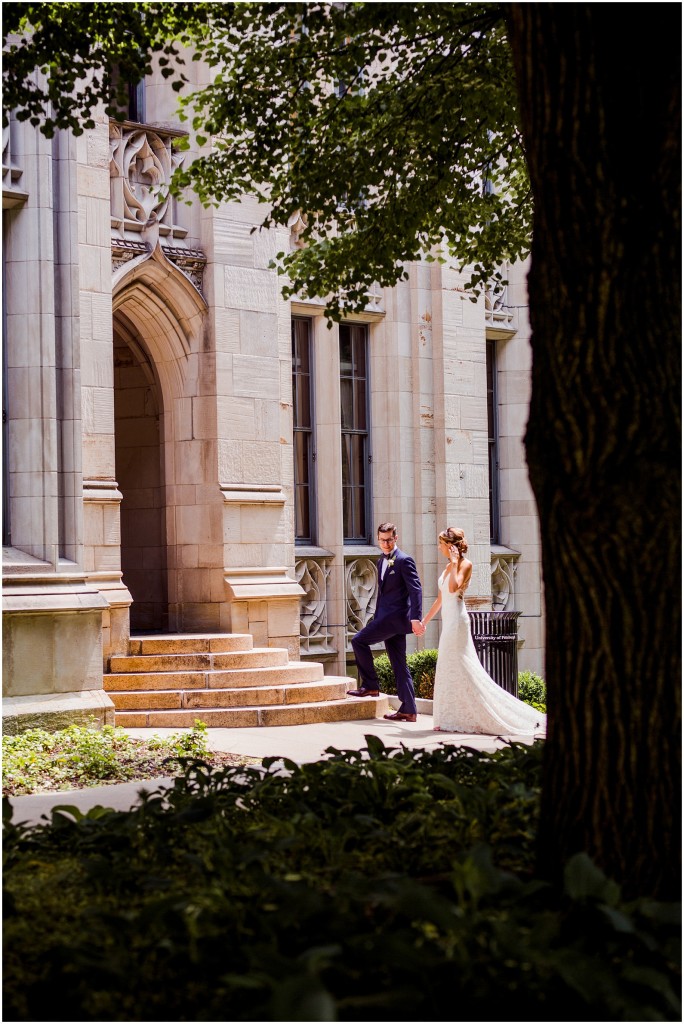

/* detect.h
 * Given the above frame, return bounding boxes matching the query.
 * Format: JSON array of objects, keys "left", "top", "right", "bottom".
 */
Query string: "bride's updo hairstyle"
[{"left": 439, "top": 527, "right": 468, "bottom": 555}]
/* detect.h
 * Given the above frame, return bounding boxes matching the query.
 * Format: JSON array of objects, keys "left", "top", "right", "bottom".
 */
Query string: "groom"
[{"left": 347, "top": 522, "right": 423, "bottom": 722}]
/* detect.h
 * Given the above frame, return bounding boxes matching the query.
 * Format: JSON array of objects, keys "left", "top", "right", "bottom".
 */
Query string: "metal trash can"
[{"left": 468, "top": 610, "right": 520, "bottom": 696}]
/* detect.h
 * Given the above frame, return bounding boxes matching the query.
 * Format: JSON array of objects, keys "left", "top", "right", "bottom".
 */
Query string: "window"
[
  {"left": 127, "top": 80, "right": 146, "bottom": 123},
  {"left": 486, "top": 339, "right": 500, "bottom": 544},
  {"left": 109, "top": 66, "right": 146, "bottom": 123},
  {"left": 340, "top": 323, "right": 370, "bottom": 541},
  {"left": 292, "top": 318, "right": 315, "bottom": 543}
]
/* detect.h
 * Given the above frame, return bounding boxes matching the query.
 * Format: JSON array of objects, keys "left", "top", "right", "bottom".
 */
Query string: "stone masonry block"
[
  {"left": 270, "top": 635, "right": 301, "bottom": 660},
  {"left": 233, "top": 353, "right": 279, "bottom": 401},
  {"left": 267, "top": 599, "right": 300, "bottom": 639},
  {"left": 224, "top": 265, "right": 278, "bottom": 312}
]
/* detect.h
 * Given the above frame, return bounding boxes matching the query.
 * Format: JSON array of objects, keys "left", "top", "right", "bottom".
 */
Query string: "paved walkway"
[{"left": 7, "top": 712, "right": 543, "bottom": 826}]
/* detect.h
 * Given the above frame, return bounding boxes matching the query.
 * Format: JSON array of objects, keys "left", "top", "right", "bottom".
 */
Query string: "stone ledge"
[
  {"left": 224, "top": 567, "right": 304, "bottom": 600},
  {"left": 2, "top": 546, "right": 52, "bottom": 574},
  {"left": 2, "top": 588, "right": 109, "bottom": 615},
  {"left": 2, "top": 689, "right": 115, "bottom": 735},
  {"left": 388, "top": 694, "right": 434, "bottom": 715},
  {"left": 294, "top": 546, "right": 335, "bottom": 559},
  {"left": 220, "top": 484, "right": 285, "bottom": 505}
]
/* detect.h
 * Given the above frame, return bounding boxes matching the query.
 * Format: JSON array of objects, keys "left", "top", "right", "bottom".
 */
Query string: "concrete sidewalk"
[{"left": 8, "top": 711, "right": 543, "bottom": 826}]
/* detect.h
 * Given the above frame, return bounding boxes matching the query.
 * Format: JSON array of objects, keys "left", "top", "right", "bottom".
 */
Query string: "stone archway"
[{"left": 112, "top": 246, "right": 209, "bottom": 634}]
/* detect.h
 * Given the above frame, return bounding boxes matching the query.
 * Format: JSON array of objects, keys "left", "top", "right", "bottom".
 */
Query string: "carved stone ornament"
[
  {"left": 491, "top": 554, "right": 517, "bottom": 611},
  {"left": 111, "top": 238, "right": 149, "bottom": 273},
  {"left": 110, "top": 122, "right": 206, "bottom": 295},
  {"left": 2, "top": 119, "right": 27, "bottom": 208},
  {"left": 161, "top": 245, "right": 207, "bottom": 296},
  {"left": 295, "top": 558, "right": 333, "bottom": 654},
  {"left": 345, "top": 557, "right": 379, "bottom": 648},
  {"left": 2, "top": 122, "right": 22, "bottom": 189},
  {"left": 287, "top": 209, "right": 308, "bottom": 250},
  {"left": 109, "top": 122, "right": 184, "bottom": 234},
  {"left": 485, "top": 263, "right": 515, "bottom": 327}
]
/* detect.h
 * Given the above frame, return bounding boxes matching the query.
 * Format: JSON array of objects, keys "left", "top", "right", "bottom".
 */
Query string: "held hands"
[{"left": 411, "top": 619, "right": 426, "bottom": 636}]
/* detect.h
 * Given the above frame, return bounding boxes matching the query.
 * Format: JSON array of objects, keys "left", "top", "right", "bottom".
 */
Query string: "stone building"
[{"left": 1, "top": 62, "right": 544, "bottom": 731}]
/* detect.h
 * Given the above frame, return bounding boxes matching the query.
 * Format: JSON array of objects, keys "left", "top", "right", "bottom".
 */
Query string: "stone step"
[
  {"left": 108, "top": 650, "right": 302, "bottom": 675},
  {"left": 105, "top": 661, "right": 325, "bottom": 690},
  {"left": 105, "top": 632, "right": 374, "bottom": 732},
  {"left": 105, "top": 671, "right": 206, "bottom": 692},
  {"left": 129, "top": 634, "right": 254, "bottom": 655},
  {"left": 115, "top": 694, "right": 390, "bottom": 729},
  {"left": 110, "top": 678, "right": 350, "bottom": 711},
  {"left": 105, "top": 648, "right": 289, "bottom": 686}
]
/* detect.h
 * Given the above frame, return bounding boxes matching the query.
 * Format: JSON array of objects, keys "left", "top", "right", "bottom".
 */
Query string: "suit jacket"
[{"left": 375, "top": 547, "right": 422, "bottom": 633}]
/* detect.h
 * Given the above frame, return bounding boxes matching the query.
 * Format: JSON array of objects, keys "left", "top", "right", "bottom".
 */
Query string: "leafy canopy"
[
  {"left": 2, "top": 3, "right": 208, "bottom": 133},
  {"left": 3, "top": 2, "right": 531, "bottom": 314}
]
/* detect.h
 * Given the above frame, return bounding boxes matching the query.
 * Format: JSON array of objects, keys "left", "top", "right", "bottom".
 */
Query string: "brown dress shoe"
[
  {"left": 347, "top": 687, "right": 380, "bottom": 697},
  {"left": 383, "top": 711, "right": 417, "bottom": 722}
]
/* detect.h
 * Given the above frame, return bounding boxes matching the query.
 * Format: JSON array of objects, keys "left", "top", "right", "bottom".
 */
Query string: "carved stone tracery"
[
  {"left": 111, "top": 238, "right": 149, "bottom": 273},
  {"left": 2, "top": 123, "right": 22, "bottom": 189},
  {"left": 295, "top": 558, "right": 334, "bottom": 655},
  {"left": 485, "top": 263, "right": 515, "bottom": 329},
  {"left": 288, "top": 209, "right": 308, "bottom": 250},
  {"left": 345, "top": 557, "right": 378, "bottom": 649},
  {"left": 2, "top": 120, "right": 27, "bottom": 208},
  {"left": 491, "top": 553, "right": 518, "bottom": 611},
  {"left": 109, "top": 121, "right": 206, "bottom": 295},
  {"left": 161, "top": 245, "right": 207, "bottom": 294}
]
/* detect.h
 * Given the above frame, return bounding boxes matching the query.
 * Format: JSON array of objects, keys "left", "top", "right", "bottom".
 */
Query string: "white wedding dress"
[{"left": 432, "top": 570, "right": 546, "bottom": 735}]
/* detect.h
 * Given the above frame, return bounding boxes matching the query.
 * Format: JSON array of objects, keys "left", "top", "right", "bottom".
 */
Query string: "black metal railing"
[{"left": 469, "top": 610, "right": 520, "bottom": 696}]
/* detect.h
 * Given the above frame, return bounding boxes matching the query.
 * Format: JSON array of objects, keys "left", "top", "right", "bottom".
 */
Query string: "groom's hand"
[{"left": 411, "top": 619, "right": 424, "bottom": 636}]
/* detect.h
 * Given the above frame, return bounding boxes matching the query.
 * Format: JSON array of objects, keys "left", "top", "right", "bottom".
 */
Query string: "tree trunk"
[{"left": 505, "top": 3, "right": 681, "bottom": 899}]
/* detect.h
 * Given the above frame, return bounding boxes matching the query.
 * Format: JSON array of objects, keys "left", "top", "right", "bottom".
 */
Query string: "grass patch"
[{"left": 2, "top": 720, "right": 261, "bottom": 797}]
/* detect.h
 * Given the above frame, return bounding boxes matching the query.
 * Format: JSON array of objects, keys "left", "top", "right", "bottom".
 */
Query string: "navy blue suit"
[{"left": 351, "top": 547, "right": 422, "bottom": 714}]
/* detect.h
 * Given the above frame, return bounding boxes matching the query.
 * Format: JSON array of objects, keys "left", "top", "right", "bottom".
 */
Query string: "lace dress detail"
[{"left": 432, "top": 571, "right": 546, "bottom": 734}]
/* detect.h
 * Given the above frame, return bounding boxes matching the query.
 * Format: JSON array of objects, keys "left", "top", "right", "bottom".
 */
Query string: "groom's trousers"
[{"left": 351, "top": 617, "right": 417, "bottom": 715}]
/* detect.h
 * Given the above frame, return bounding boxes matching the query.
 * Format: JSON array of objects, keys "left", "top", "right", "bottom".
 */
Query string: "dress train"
[{"left": 432, "top": 571, "right": 546, "bottom": 735}]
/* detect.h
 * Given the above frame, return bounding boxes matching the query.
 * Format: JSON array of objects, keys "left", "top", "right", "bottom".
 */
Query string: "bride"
[{"left": 419, "top": 527, "right": 546, "bottom": 735}]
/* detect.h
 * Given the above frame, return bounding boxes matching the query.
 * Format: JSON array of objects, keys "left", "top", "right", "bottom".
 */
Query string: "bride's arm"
[
  {"left": 447, "top": 551, "right": 473, "bottom": 595},
  {"left": 420, "top": 591, "right": 442, "bottom": 630}
]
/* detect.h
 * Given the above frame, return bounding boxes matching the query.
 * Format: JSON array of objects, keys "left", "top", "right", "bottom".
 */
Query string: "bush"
[
  {"left": 376, "top": 653, "right": 547, "bottom": 711},
  {"left": 3, "top": 739, "right": 679, "bottom": 1022},
  {"left": 373, "top": 649, "right": 438, "bottom": 698},
  {"left": 517, "top": 671, "right": 547, "bottom": 714}
]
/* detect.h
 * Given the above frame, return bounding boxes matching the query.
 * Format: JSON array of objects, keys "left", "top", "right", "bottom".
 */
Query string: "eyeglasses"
[{"left": 378, "top": 536, "right": 395, "bottom": 544}]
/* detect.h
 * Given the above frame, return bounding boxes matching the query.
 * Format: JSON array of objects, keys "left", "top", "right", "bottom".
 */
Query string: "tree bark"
[{"left": 505, "top": 3, "right": 681, "bottom": 899}]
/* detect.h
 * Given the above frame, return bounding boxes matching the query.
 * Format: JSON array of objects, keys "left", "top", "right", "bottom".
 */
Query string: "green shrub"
[
  {"left": 376, "top": 654, "right": 547, "bottom": 711},
  {"left": 517, "top": 671, "right": 547, "bottom": 713},
  {"left": 374, "top": 649, "right": 438, "bottom": 698},
  {"left": 3, "top": 739, "right": 679, "bottom": 1022},
  {"left": 372, "top": 650, "right": 398, "bottom": 692}
]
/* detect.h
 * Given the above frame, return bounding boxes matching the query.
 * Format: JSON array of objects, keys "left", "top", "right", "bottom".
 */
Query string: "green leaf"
[
  {"left": 364, "top": 734, "right": 388, "bottom": 759},
  {"left": 564, "top": 852, "right": 622, "bottom": 904}
]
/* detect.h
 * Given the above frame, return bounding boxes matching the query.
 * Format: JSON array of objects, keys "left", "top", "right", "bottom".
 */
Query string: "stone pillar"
[{"left": 2, "top": 112, "right": 115, "bottom": 728}]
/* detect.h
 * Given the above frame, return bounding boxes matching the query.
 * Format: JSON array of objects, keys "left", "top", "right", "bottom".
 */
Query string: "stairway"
[{"left": 105, "top": 633, "right": 389, "bottom": 728}]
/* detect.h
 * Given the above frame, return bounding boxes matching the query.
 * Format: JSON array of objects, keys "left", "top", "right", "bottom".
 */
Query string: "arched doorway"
[
  {"left": 114, "top": 327, "right": 167, "bottom": 633},
  {"left": 111, "top": 244, "right": 208, "bottom": 636}
]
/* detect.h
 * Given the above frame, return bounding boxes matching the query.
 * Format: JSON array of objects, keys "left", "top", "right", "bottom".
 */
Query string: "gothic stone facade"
[{"left": 2, "top": 67, "right": 544, "bottom": 727}]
